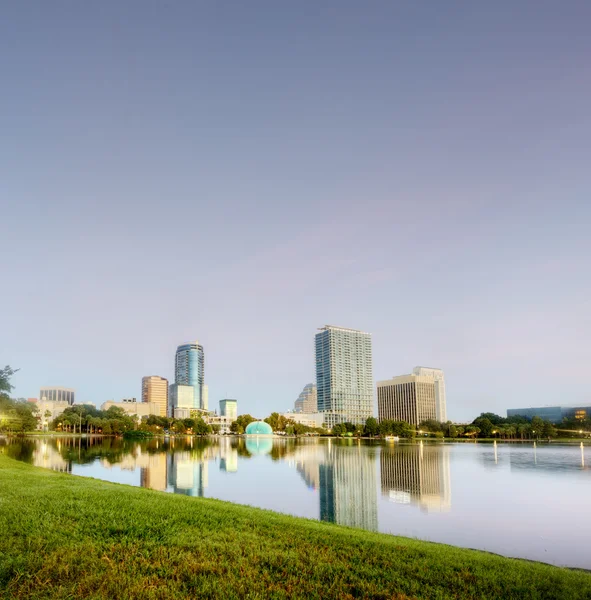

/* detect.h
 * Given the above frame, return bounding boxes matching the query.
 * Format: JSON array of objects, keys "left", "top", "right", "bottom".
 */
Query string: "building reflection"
[
  {"left": 33, "top": 440, "right": 72, "bottom": 473},
  {"left": 294, "top": 440, "right": 378, "bottom": 531},
  {"left": 379, "top": 443, "right": 451, "bottom": 512},
  {"left": 168, "top": 451, "right": 209, "bottom": 497},
  {"left": 219, "top": 437, "right": 238, "bottom": 472}
]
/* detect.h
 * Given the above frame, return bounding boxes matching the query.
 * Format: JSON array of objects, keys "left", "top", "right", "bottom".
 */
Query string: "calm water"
[{"left": 2, "top": 436, "right": 590, "bottom": 569}]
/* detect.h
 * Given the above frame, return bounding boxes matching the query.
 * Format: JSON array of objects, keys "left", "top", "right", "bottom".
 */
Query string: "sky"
[{"left": 1, "top": 2, "right": 590, "bottom": 422}]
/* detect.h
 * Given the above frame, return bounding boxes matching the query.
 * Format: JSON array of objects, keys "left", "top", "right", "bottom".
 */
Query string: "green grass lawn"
[{"left": 0, "top": 454, "right": 590, "bottom": 599}]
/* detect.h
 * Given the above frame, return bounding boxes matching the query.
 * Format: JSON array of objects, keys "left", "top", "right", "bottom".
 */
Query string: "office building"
[
  {"left": 219, "top": 399, "right": 238, "bottom": 421},
  {"left": 412, "top": 367, "right": 447, "bottom": 422},
  {"left": 169, "top": 384, "right": 195, "bottom": 418},
  {"left": 175, "top": 341, "right": 205, "bottom": 410},
  {"left": 294, "top": 383, "right": 317, "bottom": 413},
  {"left": 315, "top": 325, "right": 374, "bottom": 428},
  {"left": 377, "top": 374, "right": 437, "bottom": 427},
  {"left": 142, "top": 376, "right": 168, "bottom": 417},
  {"left": 39, "top": 387, "right": 75, "bottom": 405},
  {"left": 506, "top": 405, "right": 591, "bottom": 424}
]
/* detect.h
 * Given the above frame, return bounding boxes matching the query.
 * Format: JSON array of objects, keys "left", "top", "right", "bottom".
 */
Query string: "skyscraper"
[
  {"left": 141, "top": 376, "right": 168, "bottom": 417},
  {"left": 315, "top": 325, "right": 373, "bottom": 427},
  {"left": 412, "top": 366, "right": 447, "bottom": 422},
  {"left": 377, "top": 374, "right": 437, "bottom": 426},
  {"left": 175, "top": 341, "right": 205, "bottom": 409},
  {"left": 294, "top": 383, "right": 317, "bottom": 413}
]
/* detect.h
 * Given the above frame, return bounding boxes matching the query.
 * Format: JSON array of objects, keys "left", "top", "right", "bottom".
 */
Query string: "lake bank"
[{"left": 0, "top": 454, "right": 590, "bottom": 599}]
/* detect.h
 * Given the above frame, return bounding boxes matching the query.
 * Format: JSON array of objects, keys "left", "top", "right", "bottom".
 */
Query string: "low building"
[
  {"left": 205, "top": 414, "right": 233, "bottom": 434},
  {"left": 281, "top": 412, "right": 324, "bottom": 429},
  {"left": 506, "top": 405, "right": 591, "bottom": 424},
  {"left": 101, "top": 400, "right": 160, "bottom": 418},
  {"left": 29, "top": 398, "right": 70, "bottom": 430}
]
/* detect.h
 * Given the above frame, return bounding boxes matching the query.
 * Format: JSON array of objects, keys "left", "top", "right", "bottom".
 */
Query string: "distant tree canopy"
[
  {"left": 230, "top": 414, "right": 256, "bottom": 434},
  {"left": 0, "top": 367, "right": 38, "bottom": 433}
]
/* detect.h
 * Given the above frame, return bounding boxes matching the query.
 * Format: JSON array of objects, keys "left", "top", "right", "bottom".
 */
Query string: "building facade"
[
  {"left": 169, "top": 383, "right": 195, "bottom": 418},
  {"left": 281, "top": 412, "right": 324, "bottom": 428},
  {"left": 142, "top": 376, "right": 168, "bottom": 417},
  {"left": 412, "top": 366, "right": 447, "bottom": 422},
  {"left": 39, "top": 387, "right": 75, "bottom": 405},
  {"left": 101, "top": 400, "right": 160, "bottom": 418},
  {"left": 294, "top": 383, "right": 318, "bottom": 413},
  {"left": 219, "top": 399, "right": 238, "bottom": 421},
  {"left": 29, "top": 398, "right": 70, "bottom": 430},
  {"left": 506, "top": 405, "right": 591, "bottom": 424},
  {"left": 175, "top": 342, "right": 205, "bottom": 410},
  {"left": 315, "top": 325, "right": 374, "bottom": 428},
  {"left": 377, "top": 374, "right": 437, "bottom": 427}
]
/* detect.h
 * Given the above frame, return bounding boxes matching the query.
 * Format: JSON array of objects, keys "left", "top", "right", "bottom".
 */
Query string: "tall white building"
[
  {"left": 315, "top": 325, "right": 373, "bottom": 427},
  {"left": 412, "top": 366, "right": 447, "bottom": 422}
]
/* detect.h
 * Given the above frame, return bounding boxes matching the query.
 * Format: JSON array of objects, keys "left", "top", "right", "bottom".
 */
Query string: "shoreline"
[{"left": 0, "top": 453, "right": 590, "bottom": 599}]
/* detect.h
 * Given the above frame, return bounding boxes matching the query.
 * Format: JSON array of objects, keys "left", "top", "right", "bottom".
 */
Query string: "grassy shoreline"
[{"left": 1, "top": 455, "right": 590, "bottom": 599}]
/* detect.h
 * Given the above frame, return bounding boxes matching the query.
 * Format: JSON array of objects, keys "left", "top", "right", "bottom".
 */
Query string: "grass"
[{"left": 0, "top": 455, "right": 590, "bottom": 600}]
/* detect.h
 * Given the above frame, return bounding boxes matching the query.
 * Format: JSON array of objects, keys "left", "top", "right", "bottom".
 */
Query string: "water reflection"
[
  {"left": 380, "top": 442, "right": 451, "bottom": 512},
  {"left": 319, "top": 441, "right": 378, "bottom": 531},
  {"left": 3, "top": 436, "right": 591, "bottom": 568}
]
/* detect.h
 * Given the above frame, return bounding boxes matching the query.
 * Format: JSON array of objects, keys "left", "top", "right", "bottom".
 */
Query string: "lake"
[{"left": 2, "top": 436, "right": 590, "bottom": 569}]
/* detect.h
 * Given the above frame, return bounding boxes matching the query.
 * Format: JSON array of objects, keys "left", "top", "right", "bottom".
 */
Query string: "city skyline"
[{"left": 3, "top": 3, "right": 591, "bottom": 421}]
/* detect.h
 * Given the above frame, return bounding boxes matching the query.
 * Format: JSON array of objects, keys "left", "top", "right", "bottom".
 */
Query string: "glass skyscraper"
[
  {"left": 315, "top": 325, "right": 374, "bottom": 427},
  {"left": 175, "top": 341, "right": 205, "bottom": 410}
]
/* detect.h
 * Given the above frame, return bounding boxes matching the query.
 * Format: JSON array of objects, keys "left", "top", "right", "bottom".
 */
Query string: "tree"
[
  {"left": 0, "top": 366, "right": 17, "bottom": 396},
  {"left": 332, "top": 423, "right": 345, "bottom": 436},
  {"left": 465, "top": 425, "right": 480, "bottom": 438},
  {"left": 364, "top": 417, "right": 379, "bottom": 437},
  {"left": 476, "top": 412, "right": 506, "bottom": 426},
  {"left": 419, "top": 419, "right": 444, "bottom": 433},
  {"left": 531, "top": 416, "right": 544, "bottom": 440},
  {"left": 232, "top": 414, "right": 255, "bottom": 433},
  {"left": 446, "top": 424, "right": 458, "bottom": 438},
  {"left": 473, "top": 417, "right": 494, "bottom": 438},
  {"left": 542, "top": 420, "right": 557, "bottom": 439}
]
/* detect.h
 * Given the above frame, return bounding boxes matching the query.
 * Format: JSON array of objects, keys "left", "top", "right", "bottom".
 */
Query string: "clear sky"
[{"left": 2, "top": 2, "right": 590, "bottom": 422}]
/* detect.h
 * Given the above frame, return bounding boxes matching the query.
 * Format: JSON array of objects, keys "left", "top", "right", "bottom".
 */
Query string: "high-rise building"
[
  {"left": 175, "top": 341, "right": 205, "bottom": 409},
  {"left": 294, "top": 383, "right": 317, "bottom": 413},
  {"left": 219, "top": 399, "right": 238, "bottom": 421},
  {"left": 315, "top": 325, "right": 373, "bottom": 427},
  {"left": 412, "top": 367, "right": 447, "bottom": 422},
  {"left": 169, "top": 384, "right": 194, "bottom": 418},
  {"left": 39, "top": 387, "right": 75, "bottom": 405},
  {"left": 142, "top": 376, "right": 168, "bottom": 417},
  {"left": 377, "top": 374, "right": 437, "bottom": 426}
]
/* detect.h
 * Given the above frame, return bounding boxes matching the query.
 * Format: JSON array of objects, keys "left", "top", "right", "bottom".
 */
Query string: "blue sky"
[{"left": 2, "top": 2, "right": 590, "bottom": 421}]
